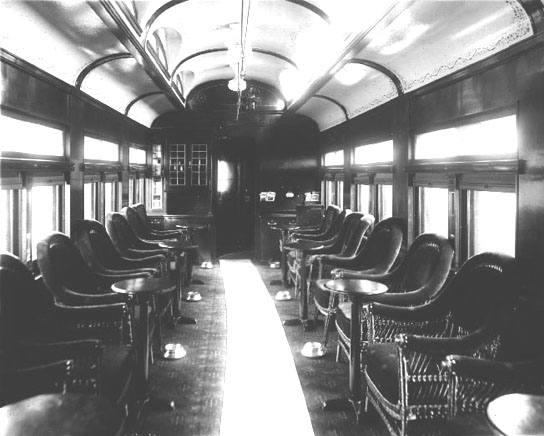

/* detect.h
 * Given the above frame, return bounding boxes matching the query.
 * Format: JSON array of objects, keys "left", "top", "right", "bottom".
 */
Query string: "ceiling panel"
[
  {"left": 319, "top": 65, "right": 398, "bottom": 120},
  {"left": 353, "top": 0, "right": 533, "bottom": 93},
  {"left": 81, "top": 58, "right": 159, "bottom": 115},
  {"left": 0, "top": 1, "right": 126, "bottom": 86},
  {"left": 128, "top": 93, "right": 176, "bottom": 127},
  {"left": 296, "top": 96, "right": 346, "bottom": 132}
]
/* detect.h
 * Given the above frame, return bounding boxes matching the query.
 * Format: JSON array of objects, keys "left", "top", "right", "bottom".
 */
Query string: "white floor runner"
[{"left": 219, "top": 259, "right": 314, "bottom": 436}]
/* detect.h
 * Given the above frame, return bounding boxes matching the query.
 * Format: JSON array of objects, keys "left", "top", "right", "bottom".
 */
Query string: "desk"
[
  {"left": 0, "top": 393, "right": 124, "bottom": 436},
  {"left": 112, "top": 277, "right": 176, "bottom": 413},
  {"left": 282, "top": 240, "right": 324, "bottom": 330},
  {"left": 322, "top": 279, "right": 388, "bottom": 419}
]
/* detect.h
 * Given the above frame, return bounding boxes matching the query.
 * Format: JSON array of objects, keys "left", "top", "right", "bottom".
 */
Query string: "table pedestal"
[
  {"left": 321, "top": 279, "right": 388, "bottom": 422},
  {"left": 282, "top": 249, "right": 314, "bottom": 331}
]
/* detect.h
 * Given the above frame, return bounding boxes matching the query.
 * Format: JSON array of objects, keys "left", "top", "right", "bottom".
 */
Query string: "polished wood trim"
[
  {"left": 124, "top": 91, "right": 164, "bottom": 116},
  {"left": 347, "top": 59, "right": 403, "bottom": 95},
  {"left": 313, "top": 95, "right": 348, "bottom": 120},
  {"left": 75, "top": 53, "right": 133, "bottom": 89},
  {"left": 79, "top": 162, "right": 124, "bottom": 172},
  {"left": 518, "top": 0, "right": 544, "bottom": 34},
  {"left": 171, "top": 47, "right": 299, "bottom": 79},
  {"left": 88, "top": 0, "right": 185, "bottom": 108},
  {"left": 404, "top": 158, "right": 519, "bottom": 174},
  {"left": 0, "top": 156, "right": 73, "bottom": 172}
]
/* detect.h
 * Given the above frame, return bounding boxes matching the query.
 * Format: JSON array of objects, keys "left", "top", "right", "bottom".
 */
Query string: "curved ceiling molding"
[
  {"left": 314, "top": 95, "right": 348, "bottom": 121},
  {"left": 517, "top": 0, "right": 544, "bottom": 33},
  {"left": 346, "top": 59, "right": 403, "bottom": 95},
  {"left": 125, "top": 91, "right": 164, "bottom": 115},
  {"left": 297, "top": 95, "right": 348, "bottom": 131},
  {"left": 75, "top": 52, "right": 132, "bottom": 88},
  {"left": 172, "top": 47, "right": 299, "bottom": 78},
  {"left": 141, "top": 0, "right": 330, "bottom": 46}
]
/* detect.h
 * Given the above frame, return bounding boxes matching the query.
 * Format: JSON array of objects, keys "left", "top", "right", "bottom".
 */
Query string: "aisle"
[{"left": 219, "top": 259, "right": 314, "bottom": 436}]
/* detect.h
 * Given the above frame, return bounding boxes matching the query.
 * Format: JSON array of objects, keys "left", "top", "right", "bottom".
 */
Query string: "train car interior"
[{"left": 1, "top": 1, "right": 544, "bottom": 435}]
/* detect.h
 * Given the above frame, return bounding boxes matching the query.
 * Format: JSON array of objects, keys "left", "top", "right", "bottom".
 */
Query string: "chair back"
[
  {"left": 132, "top": 203, "right": 152, "bottom": 232},
  {"left": 0, "top": 253, "right": 54, "bottom": 348},
  {"left": 320, "top": 205, "right": 341, "bottom": 233},
  {"left": 355, "top": 217, "right": 404, "bottom": 273},
  {"left": 322, "top": 209, "right": 349, "bottom": 240},
  {"left": 73, "top": 220, "right": 124, "bottom": 270},
  {"left": 331, "top": 212, "right": 369, "bottom": 256},
  {"left": 121, "top": 206, "right": 149, "bottom": 239},
  {"left": 443, "top": 252, "right": 516, "bottom": 334},
  {"left": 343, "top": 214, "right": 375, "bottom": 257},
  {"left": 37, "top": 232, "right": 101, "bottom": 302},
  {"left": 387, "top": 233, "right": 453, "bottom": 300},
  {"left": 105, "top": 212, "right": 141, "bottom": 252}
]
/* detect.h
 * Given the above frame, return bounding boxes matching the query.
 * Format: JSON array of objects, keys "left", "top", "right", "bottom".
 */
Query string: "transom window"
[
  {"left": 129, "top": 146, "right": 147, "bottom": 165},
  {"left": 415, "top": 114, "right": 517, "bottom": 159},
  {"left": 0, "top": 113, "right": 64, "bottom": 157},
  {"left": 84, "top": 136, "right": 119, "bottom": 161},
  {"left": 353, "top": 140, "right": 393, "bottom": 165},
  {"left": 323, "top": 150, "right": 344, "bottom": 167}
]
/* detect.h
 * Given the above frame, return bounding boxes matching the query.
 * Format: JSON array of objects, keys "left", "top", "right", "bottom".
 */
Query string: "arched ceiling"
[{"left": 1, "top": 0, "right": 541, "bottom": 130}]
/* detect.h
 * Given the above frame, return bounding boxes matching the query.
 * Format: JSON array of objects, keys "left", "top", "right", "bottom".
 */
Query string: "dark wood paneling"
[{"left": 1, "top": 61, "right": 68, "bottom": 125}]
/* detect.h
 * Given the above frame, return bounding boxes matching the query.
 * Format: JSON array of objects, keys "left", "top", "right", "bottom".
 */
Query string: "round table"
[
  {"left": 269, "top": 224, "right": 299, "bottom": 287},
  {"left": 282, "top": 240, "right": 325, "bottom": 330},
  {"left": 0, "top": 393, "right": 124, "bottom": 436},
  {"left": 487, "top": 393, "right": 544, "bottom": 436},
  {"left": 111, "top": 278, "right": 175, "bottom": 385},
  {"left": 322, "top": 279, "right": 388, "bottom": 419}
]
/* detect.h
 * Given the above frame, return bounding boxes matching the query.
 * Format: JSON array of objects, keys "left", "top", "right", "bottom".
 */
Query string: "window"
[
  {"left": 323, "top": 150, "right": 344, "bottom": 167},
  {"left": 377, "top": 184, "right": 392, "bottom": 220},
  {"left": 415, "top": 115, "right": 517, "bottom": 159},
  {"left": 217, "top": 160, "right": 231, "bottom": 193},
  {"left": 353, "top": 183, "right": 370, "bottom": 214},
  {"left": 30, "top": 185, "right": 61, "bottom": 259},
  {"left": 418, "top": 187, "right": 449, "bottom": 237},
  {"left": 0, "top": 113, "right": 64, "bottom": 157},
  {"left": 335, "top": 180, "right": 344, "bottom": 209},
  {"left": 411, "top": 113, "right": 517, "bottom": 264},
  {"left": 0, "top": 189, "right": 14, "bottom": 253},
  {"left": 353, "top": 140, "right": 393, "bottom": 165},
  {"left": 464, "top": 189, "right": 516, "bottom": 257},
  {"left": 84, "top": 136, "right": 119, "bottom": 161},
  {"left": 129, "top": 147, "right": 147, "bottom": 165},
  {"left": 322, "top": 179, "right": 335, "bottom": 206},
  {"left": 169, "top": 143, "right": 186, "bottom": 186},
  {"left": 84, "top": 180, "right": 98, "bottom": 220},
  {"left": 191, "top": 144, "right": 208, "bottom": 186}
]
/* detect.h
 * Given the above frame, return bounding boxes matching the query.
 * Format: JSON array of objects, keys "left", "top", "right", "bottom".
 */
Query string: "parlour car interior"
[{"left": 1, "top": 1, "right": 544, "bottom": 436}]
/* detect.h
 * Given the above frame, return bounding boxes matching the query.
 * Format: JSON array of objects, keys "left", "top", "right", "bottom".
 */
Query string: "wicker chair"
[
  {"left": 0, "top": 252, "right": 134, "bottom": 408},
  {"left": 335, "top": 233, "right": 453, "bottom": 362},
  {"left": 362, "top": 252, "right": 517, "bottom": 436},
  {"left": 312, "top": 217, "right": 404, "bottom": 353},
  {"left": 441, "top": 272, "right": 544, "bottom": 417}
]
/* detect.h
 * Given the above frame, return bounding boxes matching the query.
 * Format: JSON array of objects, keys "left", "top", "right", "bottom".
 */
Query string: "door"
[{"left": 214, "top": 138, "right": 255, "bottom": 256}]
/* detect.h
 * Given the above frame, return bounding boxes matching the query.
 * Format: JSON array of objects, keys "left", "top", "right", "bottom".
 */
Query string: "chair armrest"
[
  {"left": 99, "top": 268, "right": 156, "bottom": 278},
  {"left": 126, "top": 247, "right": 170, "bottom": 257},
  {"left": 442, "top": 355, "right": 544, "bottom": 385},
  {"left": 332, "top": 268, "right": 392, "bottom": 282},
  {"left": 60, "top": 289, "right": 127, "bottom": 306},
  {"left": 395, "top": 327, "right": 498, "bottom": 357},
  {"left": 1, "top": 360, "right": 75, "bottom": 405},
  {"left": 119, "top": 255, "right": 165, "bottom": 268},
  {"left": 53, "top": 302, "right": 133, "bottom": 345}
]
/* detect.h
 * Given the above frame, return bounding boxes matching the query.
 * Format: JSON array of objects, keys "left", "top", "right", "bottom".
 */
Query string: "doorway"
[{"left": 214, "top": 137, "right": 255, "bottom": 256}]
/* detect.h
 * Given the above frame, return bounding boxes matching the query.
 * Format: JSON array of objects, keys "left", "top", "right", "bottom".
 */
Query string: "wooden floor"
[{"left": 129, "top": 258, "right": 390, "bottom": 436}]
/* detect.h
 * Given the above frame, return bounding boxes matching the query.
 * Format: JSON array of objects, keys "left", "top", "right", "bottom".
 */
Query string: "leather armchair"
[
  {"left": 0, "top": 252, "right": 134, "bottom": 409},
  {"left": 289, "top": 208, "right": 347, "bottom": 243},
  {"left": 73, "top": 219, "right": 173, "bottom": 351},
  {"left": 37, "top": 232, "right": 148, "bottom": 306},
  {"left": 132, "top": 203, "right": 184, "bottom": 239},
  {"left": 334, "top": 232, "right": 453, "bottom": 362},
  {"left": 312, "top": 217, "right": 403, "bottom": 353},
  {"left": 361, "top": 252, "right": 517, "bottom": 436},
  {"left": 73, "top": 219, "right": 165, "bottom": 278},
  {"left": 287, "top": 204, "right": 341, "bottom": 237}
]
